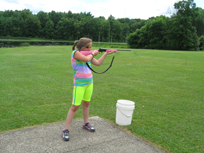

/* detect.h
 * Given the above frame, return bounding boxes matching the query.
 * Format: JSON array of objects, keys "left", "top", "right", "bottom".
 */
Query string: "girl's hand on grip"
[{"left": 93, "top": 50, "right": 99, "bottom": 56}]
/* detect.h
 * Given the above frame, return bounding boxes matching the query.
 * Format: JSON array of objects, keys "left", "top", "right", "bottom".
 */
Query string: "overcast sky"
[{"left": 0, "top": 0, "right": 204, "bottom": 19}]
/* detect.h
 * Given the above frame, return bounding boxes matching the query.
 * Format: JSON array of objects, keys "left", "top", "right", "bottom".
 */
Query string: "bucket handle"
[{"left": 118, "top": 108, "right": 133, "bottom": 117}]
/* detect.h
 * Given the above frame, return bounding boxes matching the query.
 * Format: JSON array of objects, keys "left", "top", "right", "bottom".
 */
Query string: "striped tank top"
[{"left": 71, "top": 50, "right": 93, "bottom": 86}]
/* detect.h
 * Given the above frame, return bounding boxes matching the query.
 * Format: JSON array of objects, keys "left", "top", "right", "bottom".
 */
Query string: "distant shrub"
[
  {"left": 199, "top": 35, "right": 204, "bottom": 50},
  {"left": 0, "top": 43, "right": 4, "bottom": 47},
  {"left": 20, "top": 43, "right": 30, "bottom": 46}
]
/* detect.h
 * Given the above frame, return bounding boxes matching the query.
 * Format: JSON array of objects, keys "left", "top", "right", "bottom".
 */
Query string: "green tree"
[
  {"left": 112, "top": 20, "right": 122, "bottom": 42},
  {"left": 87, "top": 17, "right": 102, "bottom": 41},
  {"left": 195, "top": 8, "right": 204, "bottom": 37},
  {"left": 4, "top": 17, "right": 13, "bottom": 36},
  {"left": 37, "top": 11, "right": 49, "bottom": 29},
  {"left": 127, "top": 29, "right": 141, "bottom": 48},
  {"left": 96, "top": 18, "right": 104, "bottom": 42},
  {"left": 169, "top": 0, "right": 199, "bottom": 50},
  {"left": 199, "top": 35, "right": 204, "bottom": 50},
  {"left": 108, "top": 15, "right": 115, "bottom": 42},
  {"left": 82, "top": 14, "right": 94, "bottom": 38},
  {"left": 19, "top": 9, "right": 32, "bottom": 20},
  {"left": 56, "top": 17, "right": 75, "bottom": 40},
  {"left": 127, "top": 24, "right": 149, "bottom": 49},
  {"left": 67, "top": 10, "right": 73, "bottom": 18},
  {"left": 74, "top": 20, "right": 84, "bottom": 39},
  {"left": 146, "top": 16, "right": 168, "bottom": 49},
  {"left": 3, "top": 10, "right": 14, "bottom": 17},
  {"left": 11, "top": 17, "right": 22, "bottom": 37},
  {"left": 138, "top": 26, "right": 149, "bottom": 48},
  {"left": 48, "top": 11, "right": 64, "bottom": 30},
  {"left": 129, "top": 19, "right": 146, "bottom": 33},
  {"left": 94, "top": 17, "right": 109, "bottom": 42},
  {"left": 127, "top": 16, "right": 167, "bottom": 49},
  {"left": 121, "top": 23, "right": 130, "bottom": 42},
  {"left": 100, "top": 17, "right": 108, "bottom": 42},
  {"left": 25, "top": 15, "right": 41, "bottom": 37},
  {"left": 44, "top": 20, "right": 54, "bottom": 39},
  {"left": 37, "top": 11, "right": 49, "bottom": 37},
  {"left": 174, "top": 0, "right": 198, "bottom": 23},
  {"left": 0, "top": 16, "right": 6, "bottom": 36}
]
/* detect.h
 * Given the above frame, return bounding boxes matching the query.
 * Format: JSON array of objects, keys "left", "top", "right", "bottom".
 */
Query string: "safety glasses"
[{"left": 86, "top": 46, "right": 92, "bottom": 49}]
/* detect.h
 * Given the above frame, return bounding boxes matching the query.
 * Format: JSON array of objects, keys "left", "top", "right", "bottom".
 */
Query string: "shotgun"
[{"left": 80, "top": 48, "right": 131, "bottom": 56}]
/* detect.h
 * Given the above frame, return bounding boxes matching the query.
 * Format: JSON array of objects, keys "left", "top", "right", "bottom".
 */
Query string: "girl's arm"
[
  {"left": 73, "top": 51, "right": 96, "bottom": 62},
  {"left": 91, "top": 51, "right": 114, "bottom": 66}
]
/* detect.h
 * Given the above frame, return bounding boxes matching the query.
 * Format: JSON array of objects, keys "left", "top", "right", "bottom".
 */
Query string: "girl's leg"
[
  {"left": 65, "top": 105, "right": 80, "bottom": 130},
  {"left": 65, "top": 85, "right": 83, "bottom": 129},
  {"left": 82, "top": 100, "right": 95, "bottom": 132},
  {"left": 82, "top": 100, "right": 90, "bottom": 123},
  {"left": 82, "top": 84, "right": 93, "bottom": 123}
]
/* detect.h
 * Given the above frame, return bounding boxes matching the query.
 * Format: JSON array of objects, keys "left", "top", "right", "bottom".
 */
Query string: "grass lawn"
[{"left": 0, "top": 46, "right": 203, "bottom": 153}]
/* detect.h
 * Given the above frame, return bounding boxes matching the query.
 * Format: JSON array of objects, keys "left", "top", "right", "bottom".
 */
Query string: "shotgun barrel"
[{"left": 98, "top": 48, "right": 131, "bottom": 52}]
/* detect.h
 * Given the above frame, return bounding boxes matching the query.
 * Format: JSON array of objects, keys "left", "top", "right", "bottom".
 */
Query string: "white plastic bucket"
[{"left": 116, "top": 99, "right": 135, "bottom": 126}]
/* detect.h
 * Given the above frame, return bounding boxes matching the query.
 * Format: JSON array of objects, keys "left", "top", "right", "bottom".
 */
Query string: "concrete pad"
[{"left": 0, "top": 116, "right": 165, "bottom": 153}]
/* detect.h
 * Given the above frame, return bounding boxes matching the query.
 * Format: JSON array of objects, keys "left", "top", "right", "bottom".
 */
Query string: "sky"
[{"left": 0, "top": 0, "right": 204, "bottom": 19}]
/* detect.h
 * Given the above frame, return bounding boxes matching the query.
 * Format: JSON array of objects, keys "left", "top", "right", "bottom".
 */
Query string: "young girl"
[{"left": 62, "top": 37, "right": 114, "bottom": 141}]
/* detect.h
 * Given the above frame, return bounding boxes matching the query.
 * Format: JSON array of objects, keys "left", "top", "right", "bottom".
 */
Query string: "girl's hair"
[{"left": 72, "top": 37, "right": 92, "bottom": 51}]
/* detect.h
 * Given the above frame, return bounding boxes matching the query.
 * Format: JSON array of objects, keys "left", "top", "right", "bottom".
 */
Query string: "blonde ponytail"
[{"left": 72, "top": 40, "right": 78, "bottom": 51}]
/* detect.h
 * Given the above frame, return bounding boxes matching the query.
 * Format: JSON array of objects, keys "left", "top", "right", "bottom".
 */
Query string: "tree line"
[
  {"left": 0, "top": 0, "right": 204, "bottom": 50},
  {"left": 0, "top": 9, "right": 146, "bottom": 43}
]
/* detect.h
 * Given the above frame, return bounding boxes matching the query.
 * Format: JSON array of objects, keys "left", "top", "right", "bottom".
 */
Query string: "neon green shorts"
[{"left": 72, "top": 83, "right": 93, "bottom": 106}]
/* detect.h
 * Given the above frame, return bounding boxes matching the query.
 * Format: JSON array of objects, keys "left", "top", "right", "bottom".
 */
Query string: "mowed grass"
[{"left": 0, "top": 46, "right": 203, "bottom": 153}]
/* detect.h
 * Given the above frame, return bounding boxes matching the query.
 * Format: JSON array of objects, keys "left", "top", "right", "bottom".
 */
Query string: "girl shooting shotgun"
[
  {"left": 78, "top": 48, "right": 131, "bottom": 74},
  {"left": 62, "top": 37, "right": 115, "bottom": 141}
]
